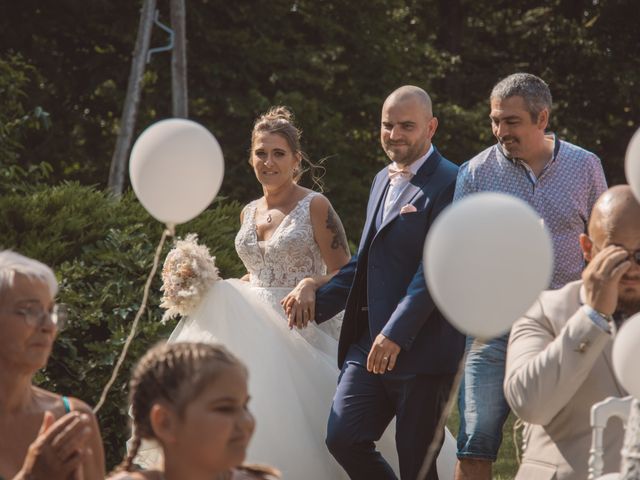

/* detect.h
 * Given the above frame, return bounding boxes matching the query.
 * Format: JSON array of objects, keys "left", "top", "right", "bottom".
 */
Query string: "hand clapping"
[{"left": 17, "top": 411, "right": 92, "bottom": 480}]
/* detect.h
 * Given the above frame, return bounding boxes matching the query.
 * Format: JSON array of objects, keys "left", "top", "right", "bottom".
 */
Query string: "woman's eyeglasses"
[{"left": 0, "top": 304, "right": 68, "bottom": 330}]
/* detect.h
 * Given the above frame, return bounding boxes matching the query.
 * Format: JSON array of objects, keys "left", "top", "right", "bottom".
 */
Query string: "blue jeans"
[{"left": 456, "top": 333, "right": 511, "bottom": 461}]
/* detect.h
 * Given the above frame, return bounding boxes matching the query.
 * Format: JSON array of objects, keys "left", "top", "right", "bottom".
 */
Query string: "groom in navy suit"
[{"left": 314, "top": 86, "right": 465, "bottom": 479}]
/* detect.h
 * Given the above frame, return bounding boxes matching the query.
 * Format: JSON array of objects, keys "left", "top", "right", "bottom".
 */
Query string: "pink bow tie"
[{"left": 388, "top": 164, "right": 413, "bottom": 180}]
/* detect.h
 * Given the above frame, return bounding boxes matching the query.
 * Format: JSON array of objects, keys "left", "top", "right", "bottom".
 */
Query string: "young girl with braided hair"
[{"left": 108, "top": 342, "right": 278, "bottom": 480}]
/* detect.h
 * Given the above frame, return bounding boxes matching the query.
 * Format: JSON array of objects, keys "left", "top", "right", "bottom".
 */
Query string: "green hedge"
[{"left": 0, "top": 182, "right": 244, "bottom": 468}]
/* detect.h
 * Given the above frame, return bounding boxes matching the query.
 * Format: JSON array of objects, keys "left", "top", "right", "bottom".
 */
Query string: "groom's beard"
[{"left": 383, "top": 141, "right": 426, "bottom": 167}]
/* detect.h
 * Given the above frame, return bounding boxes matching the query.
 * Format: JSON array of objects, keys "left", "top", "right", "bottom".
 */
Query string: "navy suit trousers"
[{"left": 325, "top": 331, "right": 454, "bottom": 480}]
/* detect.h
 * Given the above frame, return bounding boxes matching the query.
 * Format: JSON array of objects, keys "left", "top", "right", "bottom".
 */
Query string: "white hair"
[{"left": 0, "top": 250, "right": 58, "bottom": 298}]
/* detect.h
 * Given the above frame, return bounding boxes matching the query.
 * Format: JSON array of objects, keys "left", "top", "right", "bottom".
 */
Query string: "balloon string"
[
  {"left": 93, "top": 227, "right": 172, "bottom": 414},
  {"left": 416, "top": 351, "right": 467, "bottom": 480}
]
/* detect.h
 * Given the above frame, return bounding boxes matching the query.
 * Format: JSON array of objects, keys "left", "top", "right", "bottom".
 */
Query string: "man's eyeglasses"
[
  {"left": 0, "top": 304, "right": 68, "bottom": 330},
  {"left": 614, "top": 249, "right": 640, "bottom": 266},
  {"left": 589, "top": 239, "right": 640, "bottom": 266}
]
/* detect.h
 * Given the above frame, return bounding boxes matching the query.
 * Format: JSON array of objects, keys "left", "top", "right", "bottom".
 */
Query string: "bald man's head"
[
  {"left": 383, "top": 85, "right": 433, "bottom": 118},
  {"left": 380, "top": 85, "right": 438, "bottom": 166},
  {"left": 581, "top": 185, "right": 640, "bottom": 315},
  {"left": 588, "top": 185, "right": 640, "bottom": 243}
]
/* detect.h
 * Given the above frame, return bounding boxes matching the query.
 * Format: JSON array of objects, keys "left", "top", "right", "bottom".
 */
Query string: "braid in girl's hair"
[
  {"left": 115, "top": 342, "right": 245, "bottom": 472},
  {"left": 119, "top": 433, "right": 142, "bottom": 473},
  {"left": 251, "top": 106, "right": 326, "bottom": 191}
]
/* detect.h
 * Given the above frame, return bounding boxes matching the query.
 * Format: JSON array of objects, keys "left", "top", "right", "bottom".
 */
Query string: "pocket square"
[{"left": 400, "top": 204, "right": 417, "bottom": 214}]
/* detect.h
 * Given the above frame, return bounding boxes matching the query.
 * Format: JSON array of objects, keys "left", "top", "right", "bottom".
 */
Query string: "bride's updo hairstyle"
[
  {"left": 116, "top": 342, "right": 247, "bottom": 472},
  {"left": 251, "top": 106, "right": 325, "bottom": 190}
]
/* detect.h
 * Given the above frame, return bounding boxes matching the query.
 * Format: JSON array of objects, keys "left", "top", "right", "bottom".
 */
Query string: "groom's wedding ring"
[{"left": 383, "top": 356, "right": 389, "bottom": 360}]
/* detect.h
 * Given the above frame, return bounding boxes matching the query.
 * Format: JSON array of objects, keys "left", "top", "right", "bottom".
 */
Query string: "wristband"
[{"left": 582, "top": 305, "right": 613, "bottom": 332}]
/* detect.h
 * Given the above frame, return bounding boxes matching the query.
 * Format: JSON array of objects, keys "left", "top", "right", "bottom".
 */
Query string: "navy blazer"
[{"left": 315, "top": 147, "right": 465, "bottom": 375}]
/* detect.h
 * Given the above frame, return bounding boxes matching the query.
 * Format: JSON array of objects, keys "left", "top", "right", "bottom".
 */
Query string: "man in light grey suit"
[{"left": 504, "top": 185, "right": 640, "bottom": 479}]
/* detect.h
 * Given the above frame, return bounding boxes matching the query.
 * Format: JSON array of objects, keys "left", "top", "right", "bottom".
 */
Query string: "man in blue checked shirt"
[{"left": 454, "top": 73, "right": 607, "bottom": 480}]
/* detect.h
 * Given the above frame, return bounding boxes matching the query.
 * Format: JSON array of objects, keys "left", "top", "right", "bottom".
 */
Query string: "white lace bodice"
[{"left": 235, "top": 192, "right": 326, "bottom": 288}]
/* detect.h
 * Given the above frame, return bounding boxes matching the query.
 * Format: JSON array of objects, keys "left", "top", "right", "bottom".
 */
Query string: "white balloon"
[
  {"left": 129, "top": 118, "right": 224, "bottom": 225},
  {"left": 424, "top": 192, "right": 553, "bottom": 339},
  {"left": 612, "top": 313, "right": 640, "bottom": 399},
  {"left": 626, "top": 128, "right": 640, "bottom": 205}
]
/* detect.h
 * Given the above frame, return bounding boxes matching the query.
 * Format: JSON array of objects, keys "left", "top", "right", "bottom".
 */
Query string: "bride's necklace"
[{"left": 263, "top": 184, "right": 298, "bottom": 225}]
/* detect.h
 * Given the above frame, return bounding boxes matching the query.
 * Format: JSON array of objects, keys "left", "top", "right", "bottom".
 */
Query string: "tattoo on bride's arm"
[{"left": 326, "top": 207, "right": 350, "bottom": 256}]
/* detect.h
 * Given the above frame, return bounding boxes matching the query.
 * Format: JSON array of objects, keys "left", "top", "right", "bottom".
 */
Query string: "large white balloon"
[
  {"left": 129, "top": 118, "right": 224, "bottom": 225},
  {"left": 424, "top": 192, "right": 553, "bottom": 339},
  {"left": 626, "top": 128, "right": 640, "bottom": 204},
  {"left": 612, "top": 313, "right": 640, "bottom": 399}
]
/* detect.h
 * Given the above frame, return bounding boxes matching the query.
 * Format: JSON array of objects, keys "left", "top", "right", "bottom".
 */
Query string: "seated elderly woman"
[{"left": 0, "top": 250, "right": 105, "bottom": 480}]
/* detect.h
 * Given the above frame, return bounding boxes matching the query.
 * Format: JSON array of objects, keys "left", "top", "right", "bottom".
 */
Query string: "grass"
[{"left": 447, "top": 404, "right": 520, "bottom": 480}]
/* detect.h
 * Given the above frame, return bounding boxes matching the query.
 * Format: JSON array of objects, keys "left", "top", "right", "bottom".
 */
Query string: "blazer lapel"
[
  {"left": 376, "top": 148, "right": 442, "bottom": 233},
  {"left": 358, "top": 172, "right": 389, "bottom": 252}
]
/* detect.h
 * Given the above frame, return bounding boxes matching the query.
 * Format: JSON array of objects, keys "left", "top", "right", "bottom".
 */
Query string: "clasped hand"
[
  {"left": 281, "top": 278, "right": 316, "bottom": 329},
  {"left": 583, "top": 244, "right": 632, "bottom": 316}
]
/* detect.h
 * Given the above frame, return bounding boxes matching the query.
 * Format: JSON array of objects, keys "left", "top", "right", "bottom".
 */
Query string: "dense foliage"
[
  {"left": 1, "top": 0, "right": 638, "bottom": 238},
  {"left": 1, "top": 0, "right": 638, "bottom": 471},
  {"left": 0, "top": 179, "right": 244, "bottom": 466}
]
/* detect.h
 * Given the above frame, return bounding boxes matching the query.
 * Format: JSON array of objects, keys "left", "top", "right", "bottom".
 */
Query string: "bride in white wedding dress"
[
  {"left": 136, "top": 107, "right": 356, "bottom": 478},
  {"left": 134, "top": 107, "right": 455, "bottom": 479}
]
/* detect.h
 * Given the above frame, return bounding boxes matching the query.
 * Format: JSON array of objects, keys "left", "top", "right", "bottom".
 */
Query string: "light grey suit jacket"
[{"left": 504, "top": 280, "right": 626, "bottom": 480}]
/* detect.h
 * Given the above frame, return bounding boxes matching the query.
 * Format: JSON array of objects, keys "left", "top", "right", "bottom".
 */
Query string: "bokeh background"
[{"left": 1, "top": 1, "right": 637, "bottom": 475}]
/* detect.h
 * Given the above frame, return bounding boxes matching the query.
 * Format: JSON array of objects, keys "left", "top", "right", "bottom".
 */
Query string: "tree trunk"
[
  {"left": 558, "top": 0, "right": 589, "bottom": 21},
  {"left": 170, "top": 0, "right": 188, "bottom": 118},
  {"left": 436, "top": 0, "right": 464, "bottom": 99},
  {"left": 436, "top": 0, "right": 464, "bottom": 55},
  {"left": 107, "top": 0, "right": 157, "bottom": 195}
]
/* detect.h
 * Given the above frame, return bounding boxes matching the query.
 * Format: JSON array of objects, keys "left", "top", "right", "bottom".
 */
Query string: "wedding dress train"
[{"left": 135, "top": 192, "right": 456, "bottom": 479}]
